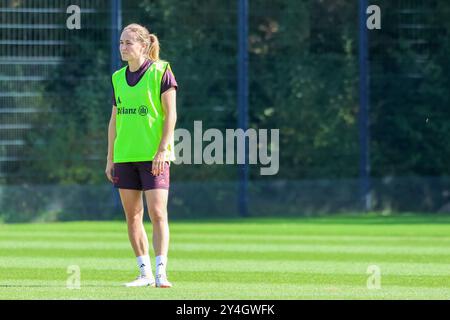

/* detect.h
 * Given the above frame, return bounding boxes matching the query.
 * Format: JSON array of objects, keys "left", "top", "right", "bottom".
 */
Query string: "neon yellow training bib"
[{"left": 111, "top": 60, "right": 175, "bottom": 163}]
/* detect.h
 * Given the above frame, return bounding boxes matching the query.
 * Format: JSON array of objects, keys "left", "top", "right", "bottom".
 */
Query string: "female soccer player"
[{"left": 105, "top": 23, "right": 178, "bottom": 288}]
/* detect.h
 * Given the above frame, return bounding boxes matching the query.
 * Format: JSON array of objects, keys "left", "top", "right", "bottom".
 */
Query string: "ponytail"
[{"left": 147, "top": 34, "right": 160, "bottom": 61}]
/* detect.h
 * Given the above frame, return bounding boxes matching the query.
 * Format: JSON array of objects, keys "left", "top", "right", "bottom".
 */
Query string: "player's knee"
[
  {"left": 150, "top": 207, "right": 167, "bottom": 224},
  {"left": 125, "top": 207, "right": 143, "bottom": 222}
]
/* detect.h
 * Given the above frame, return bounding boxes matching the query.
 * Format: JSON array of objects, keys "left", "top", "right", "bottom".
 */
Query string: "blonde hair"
[{"left": 123, "top": 23, "right": 160, "bottom": 61}]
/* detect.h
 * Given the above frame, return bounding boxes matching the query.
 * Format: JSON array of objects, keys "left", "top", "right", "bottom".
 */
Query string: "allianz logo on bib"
[{"left": 117, "top": 105, "right": 148, "bottom": 116}]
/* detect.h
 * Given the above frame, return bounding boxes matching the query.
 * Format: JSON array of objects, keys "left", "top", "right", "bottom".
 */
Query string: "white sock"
[
  {"left": 155, "top": 255, "right": 167, "bottom": 277},
  {"left": 136, "top": 255, "right": 152, "bottom": 277}
]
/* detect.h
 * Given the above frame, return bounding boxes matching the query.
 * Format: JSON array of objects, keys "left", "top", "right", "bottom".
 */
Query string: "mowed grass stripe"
[
  {"left": 1, "top": 240, "right": 450, "bottom": 255},
  {"left": 3, "top": 230, "right": 450, "bottom": 242},
  {"left": 0, "top": 280, "right": 449, "bottom": 300},
  {"left": 2, "top": 232, "right": 450, "bottom": 247},
  {"left": 2, "top": 257, "right": 450, "bottom": 276},
  {"left": 2, "top": 268, "right": 450, "bottom": 289},
  {"left": 2, "top": 220, "right": 450, "bottom": 237},
  {"left": 2, "top": 247, "right": 450, "bottom": 264}
]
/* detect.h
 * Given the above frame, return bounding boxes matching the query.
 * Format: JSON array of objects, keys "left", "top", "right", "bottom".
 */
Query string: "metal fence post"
[
  {"left": 358, "top": 0, "right": 371, "bottom": 211},
  {"left": 238, "top": 0, "right": 249, "bottom": 217},
  {"left": 111, "top": 0, "right": 122, "bottom": 210}
]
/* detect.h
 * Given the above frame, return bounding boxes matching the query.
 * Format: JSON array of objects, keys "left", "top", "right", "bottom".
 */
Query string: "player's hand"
[
  {"left": 105, "top": 159, "right": 114, "bottom": 183},
  {"left": 152, "top": 149, "right": 166, "bottom": 176}
]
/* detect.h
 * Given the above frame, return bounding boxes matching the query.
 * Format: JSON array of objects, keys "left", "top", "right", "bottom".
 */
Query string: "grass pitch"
[{"left": 1, "top": 215, "right": 450, "bottom": 299}]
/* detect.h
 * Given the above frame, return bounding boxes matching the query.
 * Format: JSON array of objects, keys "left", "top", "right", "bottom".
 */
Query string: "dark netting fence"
[{"left": 0, "top": 0, "right": 449, "bottom": 222}]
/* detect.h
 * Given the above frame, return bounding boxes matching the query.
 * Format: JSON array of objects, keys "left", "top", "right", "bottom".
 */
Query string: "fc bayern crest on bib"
[{"left": 138, "top": 105, "right": 148, "bottom": 116}]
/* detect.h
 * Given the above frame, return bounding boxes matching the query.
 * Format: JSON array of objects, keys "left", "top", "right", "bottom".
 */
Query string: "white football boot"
[
  {"left": 155, "top": 274, "right": 172, "bottom": 288},
  {"left": 124, "top": 274, "right": 156, "bottom": 287}
]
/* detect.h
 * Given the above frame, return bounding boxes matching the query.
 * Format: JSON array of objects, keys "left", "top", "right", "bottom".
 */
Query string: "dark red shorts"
[{"left": 112, "top": 161, "right": 170, "bottom": 191}]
